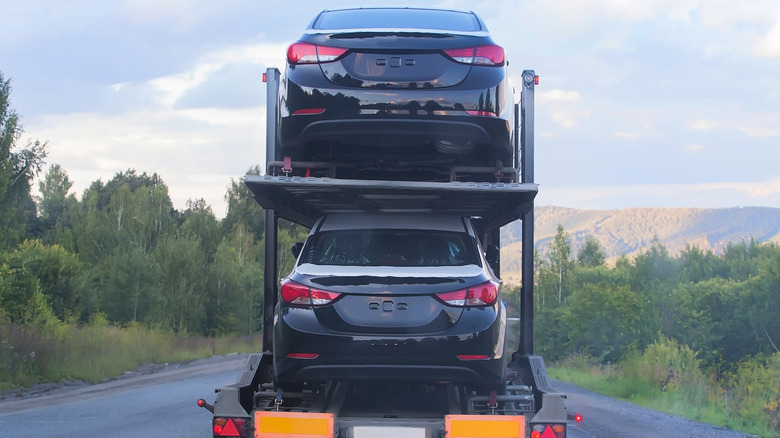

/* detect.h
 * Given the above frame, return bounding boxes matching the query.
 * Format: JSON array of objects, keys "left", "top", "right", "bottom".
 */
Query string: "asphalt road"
[
  {"left": 0, "top": 356, "right": 758, "bottom": 438},
  {"left": 0, "top": 356, "right": 243, "bottom": 438}
]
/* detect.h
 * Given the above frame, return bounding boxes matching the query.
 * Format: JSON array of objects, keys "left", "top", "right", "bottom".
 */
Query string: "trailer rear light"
[
  {"left": 436, "top": 281, "right": 499, "bottom": 307},
  {"left": 213, "top": 417, "right": 247, "bottom": 437},
  {"left": 531, "top": 423, "right": 565, "bottom": 438},
  {"left": 444, "top": 45, "right": 505, "bottom": 66},
  {"left": 574, "top": 413, "right": 583, "bottom": 422},
  {"left": 281, "top": 280, "right": 341, "bottom": 306},
  {"left": 287, "top": 42, "right": 347, "bottom": 64}
]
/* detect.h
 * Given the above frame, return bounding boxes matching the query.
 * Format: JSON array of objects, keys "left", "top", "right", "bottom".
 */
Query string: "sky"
[{"left": 2, "top": 0, "right": 780, "bottom": 217}]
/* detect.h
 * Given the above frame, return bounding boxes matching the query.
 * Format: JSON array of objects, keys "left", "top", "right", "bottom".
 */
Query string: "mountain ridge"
[{"left": 500, "top": 206, "right": 780, "bottom": 282}]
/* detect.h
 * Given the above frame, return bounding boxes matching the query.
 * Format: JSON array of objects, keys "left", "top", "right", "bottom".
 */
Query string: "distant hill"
[{"left": 500, "top": 206, "right": 780, "bottom": 283}]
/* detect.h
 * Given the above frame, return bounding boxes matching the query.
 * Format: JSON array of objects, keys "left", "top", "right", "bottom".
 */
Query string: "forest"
[
  {"left": 516, "top": 225, "right": 780, "bottom": 434},
  {"left": 2, "top": 71, "right": 779, "bottom": 434}
]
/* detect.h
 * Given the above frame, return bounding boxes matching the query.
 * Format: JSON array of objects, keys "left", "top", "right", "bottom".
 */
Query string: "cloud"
[
  {"left": 143, "top": 41, "right": 287, "bottom": 108},
  {"left": 29, "top": 106, "right": 268, "bottom": 217},
  {"left": 687, "top": 116, "right": 780, "bottom": 138},
  {"left": 753, "top": 15, "right": 780, "bottom": 58},
  {"left": 683, "top": 144, "right": 705, "bottom": 153},
  {"left": 538, "top": 89, "right": 581, "bottom": 103},
  {"left": 614, "top": 131, "right": 644, "bottom": 141}
]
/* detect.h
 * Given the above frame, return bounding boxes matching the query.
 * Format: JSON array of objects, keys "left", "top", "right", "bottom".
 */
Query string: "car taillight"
[
  {"left": 435, "top": 281, "right": 499, "bottom": 307},
  {"left": 281, "top": 280, "right": 341, "bottom": 306},
  {"left": 531, "top": 424, "right": 566, "bottom": 438},
  {"left": 213, "top": 417, "right": 248, "bottom": 437},
  {"left": 287, "top": 42, "right": 347, "bottom": 64},
  {"left": 443, "top": 45, "right": 505, "bottom": 66}
]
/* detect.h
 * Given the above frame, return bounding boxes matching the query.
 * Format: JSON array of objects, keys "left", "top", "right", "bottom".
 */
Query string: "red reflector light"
[
  {"left": 457, "top": 355, "right": 491, "bottom": 361},
  {"left": 287, "top": 353, "right": 319, "bottom": 359},
  {"left": 213, "top": 417, "right": 247, "bottom": 437},
  {"left": 262, "top": 73, "right": 267, "bottom": 83},
  {"left": 532, "top": 424, "right": 565, "bottom": 438},
  {"left": 436, "top": 281, "right": 499, "bottom": 307},
  {"left": 293, "top": 108, "right": 326, "bottom": 115},
  {"left": 444, "top": 45, "right": 505, "bottom": 66},
  {"left": 281, "top": 280, "right": 341, "bottom": 306},
  {"left": 287, "top": 42, "right": 347, "bottom": 64},
  {"left": 535, "top": 75, "right": 540, "bottom": 85}
]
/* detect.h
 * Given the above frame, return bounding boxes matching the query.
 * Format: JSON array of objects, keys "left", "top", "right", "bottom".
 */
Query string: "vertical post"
[
  {"left": 520, "top": 70, "right": 536, "bottom": 356},
  {"left": 262, "top": 68, "right": 281, "bottom": 353}
]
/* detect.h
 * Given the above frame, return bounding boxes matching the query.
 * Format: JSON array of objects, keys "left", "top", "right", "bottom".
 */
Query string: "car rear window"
[
  {"left": 312, "top": 8, "right": 482, "bottom": 32},
  {"left": 303, "top": 230, "right": 478, "bottom": 267}
]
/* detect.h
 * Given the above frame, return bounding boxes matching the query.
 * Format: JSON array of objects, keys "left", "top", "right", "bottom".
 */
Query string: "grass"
[
  {"left": 0, "top": 316, "right": 263, "bottom": 390},
  {"left": 548, "top": 354, "right": 777, "bottom": 438}
]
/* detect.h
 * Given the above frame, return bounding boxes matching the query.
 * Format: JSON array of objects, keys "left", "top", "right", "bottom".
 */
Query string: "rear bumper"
[{"left": 273, "top": 305, "right": 507, "bottom": 386}]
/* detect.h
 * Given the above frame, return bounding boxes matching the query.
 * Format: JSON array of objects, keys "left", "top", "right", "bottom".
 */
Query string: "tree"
[
  {"left": 211, "top": 224, "right": 263, "bottom": 337},
  {"left": 222, "top": 165, "right": 265, "bottom": 241},
  {"left": 37, "top": 164, "right": 79, "bottom": 247},
  {"left": 151, "top": 235, "right": 208, "bottom": 332},
  {"left": 548, "top": 224, "right": 573, "bottom": 304},
  {"left": 180, "top": 198, "right": 222, "bottom": 262},
  {"left": 0, "top": 72, "right": 47, "bottom": 249},
  {"left": 577, "top": 236, "right": 606, "bottom": 268},
  {"left": 2, "top": 240, "right": 85, "bottom": 321}
]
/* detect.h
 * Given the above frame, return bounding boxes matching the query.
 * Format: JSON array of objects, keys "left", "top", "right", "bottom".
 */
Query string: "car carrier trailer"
[{"left": 198, "top": 68, "right": 572, "bottom": 438}]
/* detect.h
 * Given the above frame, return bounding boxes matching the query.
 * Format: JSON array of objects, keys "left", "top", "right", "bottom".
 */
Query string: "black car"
[
  {"left": 277, "top": 7, "right": 516, "bottom": 181},
  {"left": 273, "top": 213, "right": 507, "bottom": 391}
]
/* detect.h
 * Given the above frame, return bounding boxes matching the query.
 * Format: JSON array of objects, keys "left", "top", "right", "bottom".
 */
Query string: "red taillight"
[
  {"left": 531, "top": 424, "right": 565, "bottom": 438},
  {"left": 287, "top": 353, "right": 319, "bottom": 359},
  {"left": 435, "top": 281, "right": 499, "bottom": 307},
  {"left": 213, "top": 417, "right": 247, "bottom": 437},
  {"left": 281, "top": 280, "right": 341, "bottom": 306},
  {"left": 457, "top": 355, "right": 491, "bottom": 360},
  {"left": 287, "top": 42, "right": 347, "bottom": 64},
  {"left": 444, "top": 45, "right": 505, "bottom": 66},
  {"left": 574, "top": 413, "right": 583, "bottom": 422},
  {"left": 293, "top": 108, "right": 326, "bottom": 115}
]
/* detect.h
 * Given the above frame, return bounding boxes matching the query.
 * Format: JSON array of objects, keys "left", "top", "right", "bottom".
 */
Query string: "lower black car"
[{"left": 273, "top": 213, "right": 507, "bottom": 390}]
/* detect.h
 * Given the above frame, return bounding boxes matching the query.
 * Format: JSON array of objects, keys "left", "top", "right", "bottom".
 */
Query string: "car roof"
[
  {"left": 318, "top": 213, "right": 468, "bottom": 233},
  {"left": 307, "top": 7, "right": 488, "bottom": 35}
]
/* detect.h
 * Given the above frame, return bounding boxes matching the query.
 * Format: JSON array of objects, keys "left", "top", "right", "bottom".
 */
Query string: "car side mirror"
[
  {"left": 291, "top": 242, "right": 304, "bottom": 258},
  {"left": 485, "top": 245, "right": 500, "bottom": 265}
]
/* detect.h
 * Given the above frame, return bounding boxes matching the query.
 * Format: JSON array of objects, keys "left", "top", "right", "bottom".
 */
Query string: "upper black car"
[
  {"left": 277, "top": 7, "right": 517, "bottom": 181},
  {"left": 273, "top": 213, "right": 507, "bottom": 391}
]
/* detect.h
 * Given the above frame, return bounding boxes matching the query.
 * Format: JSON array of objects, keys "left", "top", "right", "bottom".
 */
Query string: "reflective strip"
[
  {"left": 254, "top": 412, "right": 334, "bottom": 438},
  {"left": 445, "top": 415, "right": 525, "bottom": 438}
]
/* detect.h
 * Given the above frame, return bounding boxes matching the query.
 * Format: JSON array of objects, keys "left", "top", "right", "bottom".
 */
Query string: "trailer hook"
[
  {"left": 275, "top": 388, "right": 283, "bottom": 411},
  {"left": 488, "top": 390, "right": 498, "bottom": 414}
]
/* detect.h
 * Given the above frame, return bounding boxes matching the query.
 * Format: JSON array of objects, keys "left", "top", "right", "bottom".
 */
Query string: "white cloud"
[
  {"left": 142, "top": 41, "right": 287, "bottom": 108},
  {"left": 683, "top": 144, "right": 705, "bottom": 153},
  {"left": 29, "top": 106, "right": 268, "bottom": 217},
  {"left": 538, "top": 89, "right": 581, "bottom": 103},
  {"left": 551, "top": 112, "right": 578, "bottom": 129},
  {"left": 687, "top": 116, "right": 780, "bottom": 138},
  {"left": 614, "top": 131, "right": 644, "bottom": 141}
]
